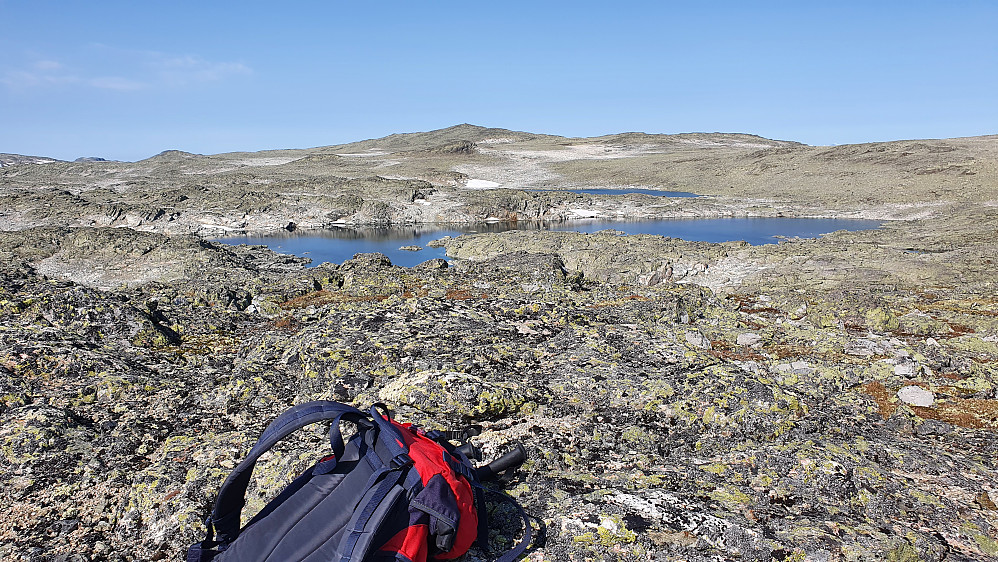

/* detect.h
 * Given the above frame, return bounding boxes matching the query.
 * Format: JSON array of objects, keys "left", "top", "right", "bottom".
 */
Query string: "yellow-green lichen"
[
  {"left": 709, "top": 485, "right": 753, "bottom": 510},
  {"left": 573, "top": 515, "right": 637, "bottom": 547}
]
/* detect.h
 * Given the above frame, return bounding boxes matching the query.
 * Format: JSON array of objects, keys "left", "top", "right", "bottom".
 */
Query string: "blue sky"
[{"left": 2, "top": 1, "right": 996, "bottom": 161}]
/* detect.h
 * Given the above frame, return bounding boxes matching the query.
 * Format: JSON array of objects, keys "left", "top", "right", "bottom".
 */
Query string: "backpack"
[{"left": 187, "top": 400, "right": 533, "bottom": 562}]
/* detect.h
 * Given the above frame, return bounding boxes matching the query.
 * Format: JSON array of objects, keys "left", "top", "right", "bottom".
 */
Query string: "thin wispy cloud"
[
  {"left": 1, "top": 48, "right": 252, "bottom": 92},
  {"left": 88, "top": 76, "right": 147, "bottom": 91},
  {"left": 34, "top": 60, "right": 64, "bottom": 71},
  {"left": 153, "top": 55, "right": 252, "bottom": 86},
  {"left": 0, "top": 69, "right": 79, "bottom": 89}
]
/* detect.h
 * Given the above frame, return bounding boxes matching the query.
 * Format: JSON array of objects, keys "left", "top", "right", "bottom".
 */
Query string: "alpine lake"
[{"left": 214, "top": 216, "right": 882, "bottom": 268}]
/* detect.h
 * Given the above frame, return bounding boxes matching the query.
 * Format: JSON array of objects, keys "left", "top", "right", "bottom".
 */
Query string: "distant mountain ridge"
[
  {"left": 0, "top": 153, "right": 114, "bottom": 167},
  {"left": 317, "top": 124, "right": 550, "bottom": 154},
  {"left": 0, "top": 153, "right": 62, "bottom": 167},
  {"left": 316, "top": 124, "right": 803, "bottom": 154},
  {"left": 7, "top": 125, "right": 998, "bottom": 164}
]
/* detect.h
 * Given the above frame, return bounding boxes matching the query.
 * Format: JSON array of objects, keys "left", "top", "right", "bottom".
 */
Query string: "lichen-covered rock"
[
  {"left": 1, "top": 225, "right": 997, "bottom": 561},
  {"left": 377, "top": 371, "right": 527, "bottom": 420}
]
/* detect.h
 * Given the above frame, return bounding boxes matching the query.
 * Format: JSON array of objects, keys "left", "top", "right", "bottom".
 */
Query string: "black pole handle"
[
  {"left": 476, "top": 443, "right": 527, "bottom": 481},
  {"left": 454, "top": 442, "right": 481, "bottom": 461}
]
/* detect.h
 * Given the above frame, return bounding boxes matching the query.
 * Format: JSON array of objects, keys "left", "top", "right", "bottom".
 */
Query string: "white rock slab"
[
  {"left": 685, "top": 330, "right": 712, "bottom": 349},
  {"left": 897, "top": 385, "right": 934, "bottom": 407}
]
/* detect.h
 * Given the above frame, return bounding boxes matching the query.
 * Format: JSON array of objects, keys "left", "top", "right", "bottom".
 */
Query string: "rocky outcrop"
[
  {"left": 1, "top": 227, "right": 996, "bottom": 561},
  {"left": 414, "top": 140, "right": 478, "bottom": 155},
  {"left": 442, "top": 229, "right": 735, "bottom": 286}
]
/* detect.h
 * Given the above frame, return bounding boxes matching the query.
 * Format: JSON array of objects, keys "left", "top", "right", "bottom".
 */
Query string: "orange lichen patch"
[
  {"left": 861, "top": 381, "right": 998, "bottom": 429},
  {"left": 279, "top": 290, "right": 336, "bottom": 309},
  {"left": 749, "top": 309, "right": 784, "bottom": 318},
  {"left": 843, "top": 324, "right": 867, "bottom": 336},
  {"left": 729, "top": 293, "right": 780, "bottom": 315},
  {"left": 911, "top": 398, "right": 998, "bottom": 430},
  {"left": 742, "top": 305, "right": 783, "bottom": 316},
  {"left": 941, "top": 322, "right": 977, "bottom": 337},
  {"left": 444, "top": 289, "right": 488, "bottom": 300},
  {"left": 861, "top": 381, "right": 898, "bottom": 419},
  {"left": 345, "top": 294, "right": 391, "bottom": 302},
  {"left": 400, "top": 286, "right": 430, "bottom": 299},
  {"left": 924, "top": 299, "right": 998, "bottom": 318},
  {"left": 729, "top": 294, "right": 784, "bottom": 316},
  {"left": 709, "top": 340, "right": 766, "bottom": 362}
]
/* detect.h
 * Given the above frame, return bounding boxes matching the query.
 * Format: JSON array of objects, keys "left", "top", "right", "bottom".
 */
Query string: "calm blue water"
[
  {"left": 214, "top": 217, "right": 881, "bottom": 268},
  {"left": 533, "top": 188, "right": 699, "bottom": 197}
]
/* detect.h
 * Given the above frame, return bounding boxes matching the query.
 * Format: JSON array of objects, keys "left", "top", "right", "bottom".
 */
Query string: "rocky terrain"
[
  {"left": 5, "top": 125, "right": 997, "bottom": 238},
  {"left": 1, "top": 126, "right": 997, "bottom": 561}
]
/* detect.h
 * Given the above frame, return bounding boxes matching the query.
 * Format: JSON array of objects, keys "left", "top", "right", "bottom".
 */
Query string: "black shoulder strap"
[
  {"left": 209, "top": 401, "right": 371, "bottom": 544},
  {"left": 486, "top": 487, "right": 536, "bottom": 562}
]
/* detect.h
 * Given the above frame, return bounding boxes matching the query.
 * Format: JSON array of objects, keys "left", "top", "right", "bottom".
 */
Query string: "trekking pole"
[
  {"left": 476, "top": 443, "right": 527, "bottom": 482},
  {"left": 454, "top": 442, "right": 481, "bottom": 461}
]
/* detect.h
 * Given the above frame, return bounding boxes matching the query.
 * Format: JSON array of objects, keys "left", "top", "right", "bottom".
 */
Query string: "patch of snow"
[
  {"left": 336, "top": 151, "right": 390, "bottom": 157},
  {"left": 465, "top": 179, "right": 500, "bottom": 188},
  {"left": 231, "top": 157, "right": 300, "bottom": 166},
  {"left": 498, "top": 144, "right": 659, "bottom": 162},
  {"left": 568, "top": 209, "right": 602, "bottom": 218},
  {"left": 678, "top": 139, "right": 777, "bottom": 149}
]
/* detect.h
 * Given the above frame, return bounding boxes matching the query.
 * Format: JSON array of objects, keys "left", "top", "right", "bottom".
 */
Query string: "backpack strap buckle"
[{"left": 390, "top": 453, "right": 414, "bottom": 469}]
